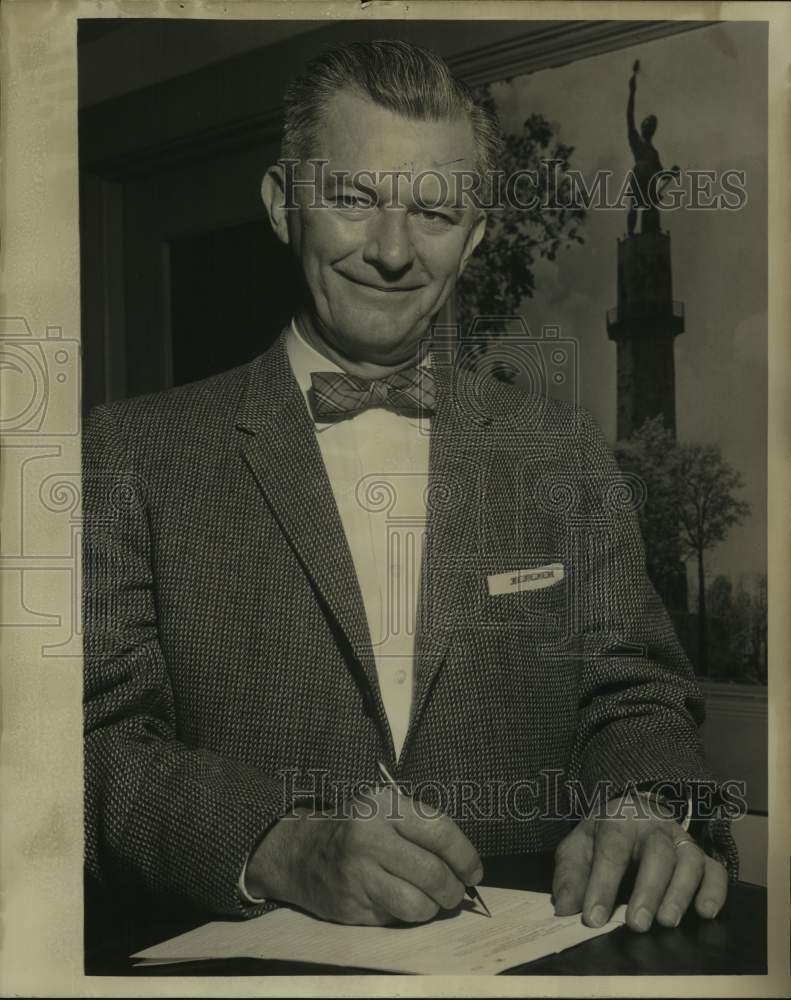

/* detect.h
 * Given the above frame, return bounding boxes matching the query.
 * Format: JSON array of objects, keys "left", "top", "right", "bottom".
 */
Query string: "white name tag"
[{"left": 487, "top": 563, "right": 565, "bottom": 596}]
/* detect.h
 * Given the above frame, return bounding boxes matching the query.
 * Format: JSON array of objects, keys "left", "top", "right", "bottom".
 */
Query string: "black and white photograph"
[{"left": 1, "top": 2, "right": 788, "bottom": 995}]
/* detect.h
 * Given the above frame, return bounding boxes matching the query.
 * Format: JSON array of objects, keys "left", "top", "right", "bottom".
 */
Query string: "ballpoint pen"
[{"left": 376, "top": 759, "right": 492, "bottom": 918}]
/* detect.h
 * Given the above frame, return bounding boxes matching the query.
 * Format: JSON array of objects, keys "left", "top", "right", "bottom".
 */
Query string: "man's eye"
[
  {"left": 418, "top": 210, "right": 453, "bottom": 226},
  {"left": 331, "top": 193, "right": 368, "bottom": 209}
]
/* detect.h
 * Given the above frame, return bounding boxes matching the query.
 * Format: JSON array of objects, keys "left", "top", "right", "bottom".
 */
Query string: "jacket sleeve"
[
  {"left": 83, "top": 403, "right": 289, "bottom": 916},
  {"left": 565, "top": 409, "right": 738, "bottom": 878}
]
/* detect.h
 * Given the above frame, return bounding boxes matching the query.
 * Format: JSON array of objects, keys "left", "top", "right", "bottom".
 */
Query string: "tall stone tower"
[
  {"left": 607, "top": 228, "right": 688, "bottom": 615},
  {"left": 606, "top": 230, "right": 684, "bottom": 441}
]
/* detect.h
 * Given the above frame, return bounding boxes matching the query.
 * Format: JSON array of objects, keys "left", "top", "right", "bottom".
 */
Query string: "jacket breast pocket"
[{"left": 475, "top": 562, "right": 569, "bottom": 637}]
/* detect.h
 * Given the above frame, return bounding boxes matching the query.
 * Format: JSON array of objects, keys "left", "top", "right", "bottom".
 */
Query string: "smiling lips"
[{"left": 339, "top": 273, "right": 425, "bottom": 293}]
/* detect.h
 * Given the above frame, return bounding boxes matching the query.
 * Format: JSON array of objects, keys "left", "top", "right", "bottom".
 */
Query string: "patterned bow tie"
[{"left": 309, "top": 366, "right": 436, "bottom": 423}]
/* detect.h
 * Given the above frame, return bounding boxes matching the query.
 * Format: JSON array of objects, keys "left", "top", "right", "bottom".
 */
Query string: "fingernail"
[
  {"left": 661, "top": 903, "right": 681, "bottom": 927},
  {"left": 589, "top": 904, "right": 608, "bottom": 927},
  {"left": 633, "top": 907, "right": 653, "bottom": 932},
  {"left": 700, "top": 900, "right": 718, "bottom": 919},
  {"left": 470, "top": 866, "right": 483, "bottom": 884}
]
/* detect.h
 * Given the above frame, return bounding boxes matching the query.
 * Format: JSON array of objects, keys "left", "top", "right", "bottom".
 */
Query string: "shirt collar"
[{"left": 285, "top": 318, "right": 427, "bottom": 431}]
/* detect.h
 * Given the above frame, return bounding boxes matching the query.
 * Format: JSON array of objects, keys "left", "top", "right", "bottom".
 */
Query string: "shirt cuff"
[{"left": 238, "top": 849, "right": 268, "bottom": 905}]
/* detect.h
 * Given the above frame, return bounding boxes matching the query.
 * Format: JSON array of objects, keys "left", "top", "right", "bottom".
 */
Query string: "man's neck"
[{"left": 294, "top": 310, "right": 421, "bottom": 379}]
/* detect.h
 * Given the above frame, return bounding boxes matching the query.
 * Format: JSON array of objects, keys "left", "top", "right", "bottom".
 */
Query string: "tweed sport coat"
[{"left": 83, "top": 327, "right": 736, "bottom": 918}]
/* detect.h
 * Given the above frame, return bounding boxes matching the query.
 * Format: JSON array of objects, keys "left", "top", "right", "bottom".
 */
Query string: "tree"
[
  {"left": 749, "top": 574, "right": 768, "bottom": 684},
  {"left": 703, "top": 574, "right": 767, "bottom": 683},
  {"left": 705, "top": 575, "right": 751, "bottom": 680},
  {"left": 454, "top": 86, "right": 587, "bottom": 361},
  {"left": 615, "top": 417, "right": 752, "bottom": 676},
  {"left": 674, "top": 443, "right": 751, "bottom": 677},
  {"left": 614, "top": 416, "right": 687, "bottom": 611}
]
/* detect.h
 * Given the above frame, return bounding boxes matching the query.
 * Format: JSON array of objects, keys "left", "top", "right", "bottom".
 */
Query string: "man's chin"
[
  {"left": 327, "top": 321, "right": 429, "bottom": 367},
  {"left": 355, "top": 336, "right": 427, "bottom": 367}
]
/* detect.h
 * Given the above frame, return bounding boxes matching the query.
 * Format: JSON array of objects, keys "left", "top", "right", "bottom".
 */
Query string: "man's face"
[{"left": 270, "top": 89, "right": 486, "bottom": 368}]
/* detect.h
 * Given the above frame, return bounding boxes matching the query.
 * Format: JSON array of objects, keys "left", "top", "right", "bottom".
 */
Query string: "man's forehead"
[{"left": 315, "top": 88, "right": 478, "bottom": 177}]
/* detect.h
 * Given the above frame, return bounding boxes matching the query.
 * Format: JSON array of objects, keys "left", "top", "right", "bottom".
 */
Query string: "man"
[{"left": 84, "top": 40, "right": 734, "bottom": 939}]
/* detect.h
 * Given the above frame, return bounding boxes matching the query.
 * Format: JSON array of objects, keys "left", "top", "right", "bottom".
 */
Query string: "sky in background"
[{"left": 488, "top": 21, "right": 768, "bottom": 585}]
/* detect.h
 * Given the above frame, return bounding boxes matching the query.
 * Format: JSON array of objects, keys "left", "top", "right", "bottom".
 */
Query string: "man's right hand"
[{"left": 245, "top": 786, "right": 483, "bottom": 925}]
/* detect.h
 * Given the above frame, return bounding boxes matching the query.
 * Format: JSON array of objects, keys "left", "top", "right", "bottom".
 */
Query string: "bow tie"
[{"left": 309, "top": 367, "right": 436, "bottom": 423}]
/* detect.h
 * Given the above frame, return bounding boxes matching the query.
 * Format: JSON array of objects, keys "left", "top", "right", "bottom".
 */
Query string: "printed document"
[{"left": 133, "top": 887, "right": 627, "bottom": 974}]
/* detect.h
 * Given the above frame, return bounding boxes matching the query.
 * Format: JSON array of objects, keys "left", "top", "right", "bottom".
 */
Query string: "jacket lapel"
[
  {"left": 405, "top": 360, "right": 483, "bottom": 754},
  {"left": 235, "top": 333, "right": 393, "bottom": 750}
]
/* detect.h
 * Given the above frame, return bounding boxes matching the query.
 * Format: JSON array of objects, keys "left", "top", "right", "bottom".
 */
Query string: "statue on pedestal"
[{"left": 626, "top": 60, "right": 680, "bottom": 236}]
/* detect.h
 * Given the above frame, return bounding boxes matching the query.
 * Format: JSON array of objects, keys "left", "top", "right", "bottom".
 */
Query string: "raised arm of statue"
[{"left": 627, "top": 60, "right": 641, "bottom": 155}]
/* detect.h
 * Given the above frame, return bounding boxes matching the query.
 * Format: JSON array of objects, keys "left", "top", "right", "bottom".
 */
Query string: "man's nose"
[{"left": 363, "top": 209, "right": 415, "bottom": 274}]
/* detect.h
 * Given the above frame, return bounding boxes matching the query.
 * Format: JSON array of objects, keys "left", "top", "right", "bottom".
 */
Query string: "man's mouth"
[{"left": 339, "top": 273, "right": 425, "bottom": 293}]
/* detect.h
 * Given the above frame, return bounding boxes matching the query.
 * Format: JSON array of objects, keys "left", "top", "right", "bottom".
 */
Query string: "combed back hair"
[{"left": 281, "top": 39, "right": 502, "bottom": 176}]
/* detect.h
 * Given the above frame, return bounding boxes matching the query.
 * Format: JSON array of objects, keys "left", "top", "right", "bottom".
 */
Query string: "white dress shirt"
[{"left": 285, "top": 319, "right": 431, "bottom": 759}]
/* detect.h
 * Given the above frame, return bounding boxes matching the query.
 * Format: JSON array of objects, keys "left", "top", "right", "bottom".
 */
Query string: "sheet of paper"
[{"left": 132, "top": 888, "right": 627, "bottom": 975}]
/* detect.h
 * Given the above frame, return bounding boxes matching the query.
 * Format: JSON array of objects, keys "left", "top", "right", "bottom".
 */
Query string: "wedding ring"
[{"left": 674, "top": 836, "right": 697, "bottom": 850}]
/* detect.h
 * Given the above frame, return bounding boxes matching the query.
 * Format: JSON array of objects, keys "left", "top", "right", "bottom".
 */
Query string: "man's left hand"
[{"left": 551, "top": 795, "right": 728, "bottom": 932}]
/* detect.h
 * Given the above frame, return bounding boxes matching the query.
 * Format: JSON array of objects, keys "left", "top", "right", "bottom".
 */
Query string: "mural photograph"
[{"left": 455, "top": 23, "right": 767, "bottom": 692}]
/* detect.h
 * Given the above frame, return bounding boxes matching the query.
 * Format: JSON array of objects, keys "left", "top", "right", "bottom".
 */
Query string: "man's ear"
[
  {"left": 457, "top": 211, "right": 487, "bottom": 277},
  {"left": 261, "top": 165, "right": 291, "bottom": 247}
]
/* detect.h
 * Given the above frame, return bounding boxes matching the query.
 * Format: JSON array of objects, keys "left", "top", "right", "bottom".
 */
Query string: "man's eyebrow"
[
  {"left": 410, "top": 197, "right": 467, "bottom": 218},
  {"left": 323, "top": 173, "right": 377, "bottom": 190}
]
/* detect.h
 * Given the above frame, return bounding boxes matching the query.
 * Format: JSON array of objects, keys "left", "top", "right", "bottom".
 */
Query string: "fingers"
[
  {"left": 625, "top": 828, "right": 677, "bottom": 931},
  {"left": 552, "top": 823, "right": 593, "bottom": 916},
  {"left": 694, "top": 854, "right": 728, "bottom": 920},
  {"left": 377, "top": 827, "right": 466, "bottom": 911},
  {"left": 582, "top": 820, "right": 636, "bottom": 927},
  {"left": 391, "top": 798, "right": 483, "bottom": 887},
  {"left": 363, "top": 863, "right": 441, "bottom": 925},
  {"left": 656, "top": 839, "right": 706, "bottom": 927},
  {"left": 321, "top": 788, "right": 474, "bottom": 924},
  {"left": 550, "top": 805, "right": 729, "bottom": 937},
  {"left": 630, "top": 837, "right": 727, "bottom": 932}
]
